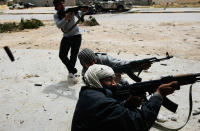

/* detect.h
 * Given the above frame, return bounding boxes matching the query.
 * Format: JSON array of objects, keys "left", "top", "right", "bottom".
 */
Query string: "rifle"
[
  {"left": 113, "top": 52, "right": 173, "bottom": 82},
  {"left": 62, "top": 5, "right": 90, "bottom": 32},
  {"left": 114, "top": 73, "right": 200, "bottom": 113},
  {"left": 66, "top": 6, "right": 89, "bottom": 14}
]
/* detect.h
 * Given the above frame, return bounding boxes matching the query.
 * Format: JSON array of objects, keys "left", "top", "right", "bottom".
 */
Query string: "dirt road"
[{"left": 0, "top": 13, "right": 200, "bottom": 60}]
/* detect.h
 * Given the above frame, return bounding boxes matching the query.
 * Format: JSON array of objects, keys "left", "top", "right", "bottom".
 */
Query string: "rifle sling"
[{"left": 153, "top": 84, "right": 193, "bottom": 131}]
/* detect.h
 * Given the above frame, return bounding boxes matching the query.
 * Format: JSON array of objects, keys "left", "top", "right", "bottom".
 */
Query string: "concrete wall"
[
  {"left": 18, "top": 0, "right": 76, "bottom": 6},
  {"left": 0, "top": 0, "right": 6, "bottom": 5},
  {"left": 152, "top": 0, "right": 176, "bottom": 4},
  {"left": 75, "top": 0, "right": 200, "bottom": 5},
  {"left": 76, "top": 0, "right": 152, "bottom": 5},
  {"left": 132, "top": 0, "right": 152, "bottom": 5},
  {"left": 152, "top": 0, "right": 200, "bottom": 4}
]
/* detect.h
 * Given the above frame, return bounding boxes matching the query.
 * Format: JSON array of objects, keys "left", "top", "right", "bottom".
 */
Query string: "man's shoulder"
[
  {"left": 80, "top": 87, "right": 117, "bottom": 105},
  {"left": 95, "top": 52, "right": 107, "bottom": 56},
  {"left": 54, "top": 13, "right": 58, "bottom": 18},
  {"left": 95, "top": 53, "right": 108, "bottom": 61},
  {"left": 80, "top": 86, "right": 105, "bottom": 95},
  {"left": 80, "top": 86, "right": 112, "bottom": 98}
]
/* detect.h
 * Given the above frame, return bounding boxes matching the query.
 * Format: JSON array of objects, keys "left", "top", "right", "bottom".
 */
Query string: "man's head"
[
  {"left": 78, "top": 48, "right": 97, "bottom": 69},
  {"left": 53, "top": 0, "right": 65, "bottom": 11},
  {"left": 84, "top": 64, "right": 116, "bottom": 89}
]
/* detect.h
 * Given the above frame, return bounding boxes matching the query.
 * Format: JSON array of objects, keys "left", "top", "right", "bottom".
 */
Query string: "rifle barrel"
[{"left": 116, "top": 73, "right": 200, "bottom": 96}]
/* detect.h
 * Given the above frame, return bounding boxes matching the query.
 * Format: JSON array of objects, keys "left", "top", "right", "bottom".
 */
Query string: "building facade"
[
  {"left": 76, "top": 0, "right": 199, "bottom": 6},
  {"left": 17, "top": 0, "right": 76, "bottom": 6},
  {"left": 152, "top": 0, "right": 176, "bottom": 4},
  {"left": 76, "top": 0, "right": 153, "bottom": 5},
  {"left": 132, "top": 0, "right": 152, "bottom": 5},
  {"left": 152, "top": 0, "right": 199, "bottom": 4}
]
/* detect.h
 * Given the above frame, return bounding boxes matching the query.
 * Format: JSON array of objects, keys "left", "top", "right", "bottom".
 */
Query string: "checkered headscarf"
[{"left": 84, "top": 64, "right": 115, "bottom": 88}]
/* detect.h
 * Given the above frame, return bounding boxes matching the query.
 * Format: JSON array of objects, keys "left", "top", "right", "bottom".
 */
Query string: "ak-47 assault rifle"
[
  {"left": 64, "top": 5, "right": 90, "bottom": 32},
  {"left": 114, "top": 73, "right": 200, "bottom": 113},
  {"left": 65, "top": 5, "right": 90, "bottom": 19},
  {"left": 66, "top": 6, "right": 89, "bottom": 12},
  {"left": 113, "top": 52, "right": 173, "bottom": 82}
]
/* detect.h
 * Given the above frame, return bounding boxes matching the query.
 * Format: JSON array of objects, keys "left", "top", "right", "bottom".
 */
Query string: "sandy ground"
[
  {"left": 0, "top": 18, "right": 200, "bottom": 60},
  {"left": 0, "top": 11, "right": 200, "bottom": 131}
]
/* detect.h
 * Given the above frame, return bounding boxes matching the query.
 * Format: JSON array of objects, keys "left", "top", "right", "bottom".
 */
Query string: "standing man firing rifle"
[{"left": 53, "top": 0, "right": 87, "bottom": 84}]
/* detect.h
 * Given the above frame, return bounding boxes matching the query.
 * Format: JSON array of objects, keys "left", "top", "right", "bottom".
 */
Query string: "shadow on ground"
[{"left": 43, "top": 80, "right": 78, "bottom": 100}]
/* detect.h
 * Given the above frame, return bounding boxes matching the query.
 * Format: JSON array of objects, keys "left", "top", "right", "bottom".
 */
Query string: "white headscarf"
[{"left": 84, "top": 64, "right": 115, "bottom": 88}]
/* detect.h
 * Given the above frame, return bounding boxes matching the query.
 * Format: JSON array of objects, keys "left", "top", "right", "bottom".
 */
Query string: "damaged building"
[
  {"left": 76, "top": 0, "right": 153, "bottom": 5},
  {"left": 16, "top": 0, "right": 76, "bottom": 6}
]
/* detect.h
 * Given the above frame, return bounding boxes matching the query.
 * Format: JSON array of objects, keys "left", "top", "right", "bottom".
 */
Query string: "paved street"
[
  {"left": 0, "top": 13, "right": 200, "bottom": 23},
  {"left": 0, "top": 7, "right": 200, "bottom": 22}
]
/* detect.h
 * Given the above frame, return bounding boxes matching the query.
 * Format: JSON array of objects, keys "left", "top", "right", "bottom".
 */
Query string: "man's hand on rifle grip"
[
  {"left": 65, "top": 12, "right": 73, "bottom": 21},
  {"left": 156, "top": 81, "right": 179, "bottom": 97}
]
